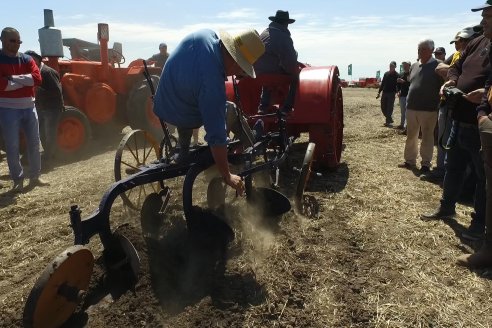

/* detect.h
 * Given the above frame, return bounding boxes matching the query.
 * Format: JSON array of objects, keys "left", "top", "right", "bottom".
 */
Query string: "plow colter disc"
[
  {"left": 247, "top": 187, "right": 291, "bottom": 217},
  {"left": 296, "top": 142, "right": 315, "bottom": 213},
  {"left": 23, "top": 245, "right": 94, "bottom": 328}
]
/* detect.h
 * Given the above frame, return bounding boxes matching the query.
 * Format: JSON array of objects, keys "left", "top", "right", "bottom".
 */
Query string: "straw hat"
[{"left": 219, "top": 29, "right": 265, "bottom": 78}]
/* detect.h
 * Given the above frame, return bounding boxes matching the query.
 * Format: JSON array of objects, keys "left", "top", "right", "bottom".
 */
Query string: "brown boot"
[{"left": 457, "top": 245, "right": 492, "bottom": 268}]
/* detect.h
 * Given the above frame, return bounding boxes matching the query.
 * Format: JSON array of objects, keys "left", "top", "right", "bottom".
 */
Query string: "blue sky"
[{"left": 0, "top": 0, "right": 484, "bottom": 80}]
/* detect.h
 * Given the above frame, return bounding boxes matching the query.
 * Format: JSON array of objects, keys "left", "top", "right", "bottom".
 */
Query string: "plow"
[{"left": 22, "top": 59, "right": 343, "bottom": 327}]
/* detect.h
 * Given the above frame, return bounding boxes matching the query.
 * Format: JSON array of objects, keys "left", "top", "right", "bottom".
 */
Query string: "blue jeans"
[
  {"left": 0, "top": 107, "right": 41, "bottom": 182},
  {"left": 441, "top": 121, "right": 485, "bottom": 228},
  {"left": 399, "top": 96, "right": 407, "bottom": 127},
  {"left": 38, "top": 110, "right": 60, "bottom": 160}
]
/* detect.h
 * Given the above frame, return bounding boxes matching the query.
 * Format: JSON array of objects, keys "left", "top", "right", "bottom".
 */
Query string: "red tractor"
[
  {"left": 225, "top": 65, "right": 343, "bottom": 170},
  {"left": 39, "top": 9, "right": 162, "bottom": 159}
]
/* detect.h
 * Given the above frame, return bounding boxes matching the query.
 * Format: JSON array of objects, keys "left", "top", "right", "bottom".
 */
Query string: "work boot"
[
  {"left": 10, "top": 178, "right": 24, "bottom": 193},
  {"left": 457, "top": 245, "right": 492, "bottom": 268},
  {"left": 461, "top": 222, "right": 485, "bottom": 242},
  {"left": 29, "top": 177, "right": 50, "bottom": 188},
  {"left": 420, "top": 207, "right": 456, "bottom": 221}
]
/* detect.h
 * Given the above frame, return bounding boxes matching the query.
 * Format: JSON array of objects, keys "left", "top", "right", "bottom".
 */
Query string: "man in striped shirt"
[{"left": 0, "top": 27, "right": 47, "bottom": 192}]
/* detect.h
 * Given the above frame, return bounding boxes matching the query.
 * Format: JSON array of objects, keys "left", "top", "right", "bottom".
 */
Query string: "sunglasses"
[{"left": 9, "top": 39, "right": 22, "bottom": 44}]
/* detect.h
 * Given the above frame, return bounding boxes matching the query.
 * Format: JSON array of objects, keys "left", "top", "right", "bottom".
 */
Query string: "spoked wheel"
[
  {"left": 114, "top": 129, "right": 161, "bottom": 210},
  {"left": 23, "top": 245, "right": 94, "bottom": 328},
  {"left": 158, "top": 133, "right": 179, "bottom": 160},
  {"left": 295, "top": 142, "right": 319, "bottom": 217}
]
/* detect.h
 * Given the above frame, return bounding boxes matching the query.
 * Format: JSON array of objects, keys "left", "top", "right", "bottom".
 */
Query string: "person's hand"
[
  {"left": 397, "top": 78, "right": 404, "bottom": 83},
  {"left": 224, "top": 173, "right": 245, "bottom": 196},
  {"left": 478, "top": 115, "right": 489, "bottom": 124},
  {"left": 440, "top": 80, "right": 457, "bottom": 97},
  {"left": 463, "top": 88, "right": 485, "bottom": 104},
  {"left": 478, "top": 110, "right": 492, "bottom": 124}
]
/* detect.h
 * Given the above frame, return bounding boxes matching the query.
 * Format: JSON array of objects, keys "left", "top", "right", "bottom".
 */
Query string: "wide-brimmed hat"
[
  {"left": 219, "top": 29, "right": 265, "bottom": 78},
  {"left": 402, "top": 61, "right": 411, "bottom": 65},
  {"left": 25, "top": 50, "right": 42, "bottom": 61},
  {"left": 269, "top": 10, "right": 295, "bottom": 24},
  {"left": 471, "top": 0, "right": 492, "bottom": 11},
  {"left": 450, "top": 26, "right": 478, "bottom": 43}
]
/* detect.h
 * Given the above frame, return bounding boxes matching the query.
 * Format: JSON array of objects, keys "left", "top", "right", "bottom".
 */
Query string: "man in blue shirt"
[{"left": 153, "top": 29, "right": 265, "bottom": 195}]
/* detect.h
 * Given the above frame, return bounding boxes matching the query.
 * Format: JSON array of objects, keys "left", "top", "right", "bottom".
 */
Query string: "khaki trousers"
[{"left": 404, "top": 109, "right": 438, "bottom": 167}]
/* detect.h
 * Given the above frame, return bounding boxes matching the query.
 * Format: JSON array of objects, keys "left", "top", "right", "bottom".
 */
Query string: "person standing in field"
[
  {"left": 458, "top": 2, "right": 492, "bottom": 267},
  {"left": 377, "top": 61, "right": 399, "bottom": 127},
  {"left": 421, "top": 26, "right": 480, "bottom": 183},
  {"left": 398, "top": 39, "right": 443, "bottom": 173},
  {"left": 0, "top": 27, "right": 48, "bottom": 192},
  {"left": 25, "top": 50, "right": 64, "bottom": 168}
]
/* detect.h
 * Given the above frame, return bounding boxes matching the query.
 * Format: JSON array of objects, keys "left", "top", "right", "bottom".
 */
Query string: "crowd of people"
[{"left": 377, "top": 2, "right": 492, "bottom": 268}]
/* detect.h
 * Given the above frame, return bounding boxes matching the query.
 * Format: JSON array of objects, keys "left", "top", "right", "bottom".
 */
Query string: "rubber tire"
[{"left": 54, "top": 106, "right": 92, "bottom": 160}]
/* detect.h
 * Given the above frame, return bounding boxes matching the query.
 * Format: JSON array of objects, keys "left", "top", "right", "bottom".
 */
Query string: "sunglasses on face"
[{"left": 9, "top": 39, "right": 22, "bottom": 44}]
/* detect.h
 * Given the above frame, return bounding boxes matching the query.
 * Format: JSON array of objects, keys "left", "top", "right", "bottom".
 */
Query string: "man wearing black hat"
[
  {"left": 458, "top": 1, "right": 492, "bottom": 268},
  {"left": 254, "top": 10, "right": 299, "bottom": 114},
  {"left": 25, "top": 50, "right": 63, "bottom": 169}
]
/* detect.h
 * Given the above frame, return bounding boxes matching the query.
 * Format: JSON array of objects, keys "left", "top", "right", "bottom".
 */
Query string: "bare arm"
[{"left": 210, "top": 145, "right": 245, "bottom": 195}]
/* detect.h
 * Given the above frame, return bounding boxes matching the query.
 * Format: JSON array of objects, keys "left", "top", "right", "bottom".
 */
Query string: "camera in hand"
[{"left": 443, "top": 87, "right": 464, "bottom": 111}]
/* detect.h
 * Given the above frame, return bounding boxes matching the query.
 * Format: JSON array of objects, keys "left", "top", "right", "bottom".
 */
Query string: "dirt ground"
[{"left": 1, "top": 87, "right": 492, "bottom": 328}]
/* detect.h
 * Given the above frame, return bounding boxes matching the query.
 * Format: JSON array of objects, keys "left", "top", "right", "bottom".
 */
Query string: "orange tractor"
[{"left": 39, "top": 9, "right": 163, "bottom": 158}]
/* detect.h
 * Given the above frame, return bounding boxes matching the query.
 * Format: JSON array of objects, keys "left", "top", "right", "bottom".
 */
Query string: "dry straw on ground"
[{"left": 0, "top": 88, "right": 491, "bottom": 327}]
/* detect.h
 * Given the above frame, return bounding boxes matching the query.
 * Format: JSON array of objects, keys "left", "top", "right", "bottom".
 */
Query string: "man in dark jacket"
[
  {"left": 421, "top": 31, "right": 491, "bottom": 242},
  {"left": 254, "top": 10, "right": 299, "bottom": 114},
  {"left": 25, "top": 50, "right": 64, "bottom": 166},
  {"left": 458, "top": 1, "right": 492, "bottom": 267},
  {"left": 377, "top": 61, "right": 399, "bottom": 126}
]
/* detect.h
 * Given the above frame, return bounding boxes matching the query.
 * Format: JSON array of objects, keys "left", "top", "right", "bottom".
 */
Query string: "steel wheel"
[
  {"left": 23, "top": 245, "right": 94, "bottom": 328},
  {"left": 296, "top": 142, "right": 315, "bottom": 213},
  {"left": 114, "top": 129, "right": 161, "bottom": 210}
]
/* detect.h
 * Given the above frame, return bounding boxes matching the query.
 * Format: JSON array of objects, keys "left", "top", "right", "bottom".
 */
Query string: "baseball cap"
[
  {"left": 390, "top": 61, "right": 397, "bottom": 67},
  {"left": 159, "top": 42, "right": 167, "bottom": 49},
  {"left": 471, "top": 0, "right": 492, "bottom": 12},
  {"left": 402, "top": 61, "right": 411, "bottom": 65},
  {"left": 450, "top": 26, "right": 478, "bottom": 43},
  {"left": 434, "top": 47, "right": 446, "bottom": 54}
]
